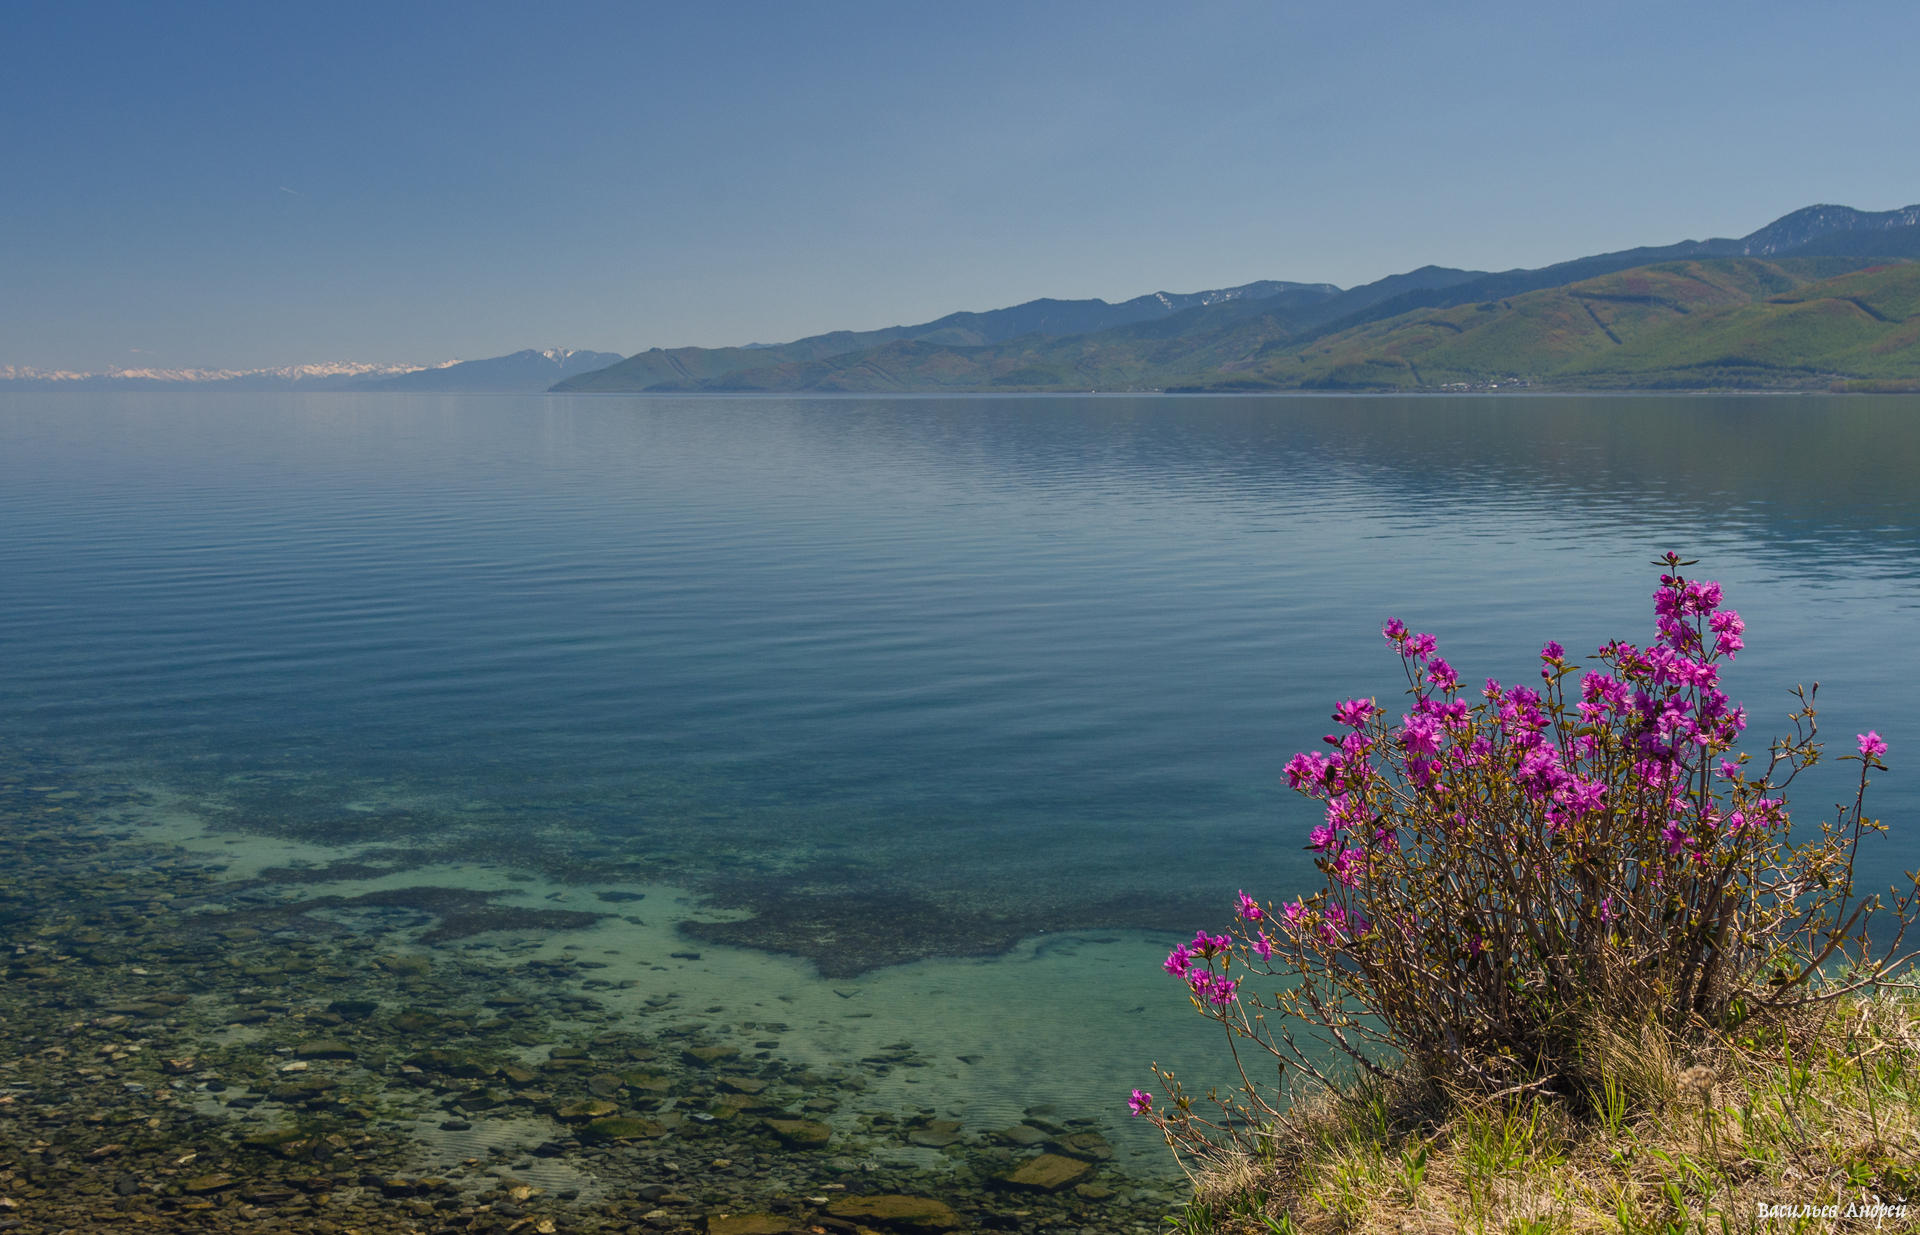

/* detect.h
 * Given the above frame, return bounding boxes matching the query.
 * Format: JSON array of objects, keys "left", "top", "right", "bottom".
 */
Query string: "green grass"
[{"left": 1169, "top": 990, "right": 1920, "bottom": 1235}]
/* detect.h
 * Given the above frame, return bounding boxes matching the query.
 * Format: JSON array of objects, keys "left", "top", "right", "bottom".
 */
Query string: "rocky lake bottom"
[{"left": 0, "top": 749, "right": 1201, "bottom": 1235}]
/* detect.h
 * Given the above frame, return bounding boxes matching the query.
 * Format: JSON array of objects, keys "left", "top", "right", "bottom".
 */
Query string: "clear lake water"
[{"left": 0, "top": 390, "right": 1916, "bottom": 1203}]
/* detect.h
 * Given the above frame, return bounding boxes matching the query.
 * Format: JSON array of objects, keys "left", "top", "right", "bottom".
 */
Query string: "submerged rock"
[
  {"left": 907, "top": 1119, "right": 964, "bottom": 1148},
  {"left": 704, "top": 1215, "right": 790, "bottom": 1235},
  {"left": 825, "top": 1195, "right": 961, "bottom": 1231},
  {"left": 294, "top": 1038, "right": 356, "bottom": 1059},
  {"left": 1047, "top": 1130, "right": 1115, "bottom": 1161},
  {"left": 765, "top": 1117, "right": 833, "bottom": 1148},
  {"left": 992, "top": 1124, "right": 1048, "bottom": 1147},
  {"left": 407, "top": 1048, "right": 491, "bottom": 1077},
  {"left": 584, "top": 1115, "right": 667, "bottom": 1141},
  {"left": 994, "top": 1152, "right": 1095, "bottom": 1192},
  {"left": 329, "top": 997, "right": 379, "bottom": 1019},
  {"left": 376, "top": 953, "right": 431, "bottom": 977},
  {"left": 682, "top": 1044, "right": 740, "bottom": 1067},
  {"left": 557, "top": 1098, "right": 619, "bottom": 1120}
]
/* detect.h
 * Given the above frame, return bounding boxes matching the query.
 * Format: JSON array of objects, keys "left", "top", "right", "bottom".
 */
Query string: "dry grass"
[{"left": 1173, "top": 990, "right": 1920, "bottom": 1235}]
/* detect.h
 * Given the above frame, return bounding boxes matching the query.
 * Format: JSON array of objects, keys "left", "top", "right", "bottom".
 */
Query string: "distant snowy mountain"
[
  {"left": 0, "top": 349, "right": 625, "bottom": 393},
  {"left": 358, "top": 348, "right": 626, "bottom": 392},
  {"left": 0, "top": 360, "right": 455, "bottom": 391}
]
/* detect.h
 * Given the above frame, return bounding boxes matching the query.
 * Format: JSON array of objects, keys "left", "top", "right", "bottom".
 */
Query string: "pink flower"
[
  {"left": 1325, "top": 794, "right": 1367, "bottom": 827},
  {"left": 1186, "top": 969, "right": 1239, "bottom": 1005},
  {"left": 1557, "top": 776, "right": 1605, "bottom": 816},
  {"left": 1710, "top": 609, "right": 1744, "bottom": 658},
  {"left": 1383, "top": 618, "right": 1408, "bottom": 642},
  {"left": 1405, "top": 632, "right": 1438, "bottom": 660},
  {"left": 1516, "top": 744, "right": 1567, "bottom": 797},
  {"left": 1400, "top": 713, "right": 1442, "bottom": 756},
  {"left": 1541, "top": 640, "right": 1565, "bottom": 661},
  {"left": 1190, "top": 930, "right": 1231, "bottom": 958},
  {"left": 1332, "top": 698, "right": 1377, "bottom": 729},
  {"left": 1162, "top": 945, "right": 1193, "bottom": 977},
  {"left": 1285, "top": 751, "right": 1330, "bottom": 790},
  {"left": 1280, "top": 901, "right": 1309, "bottom": 933},
  {"left": 1128, "top": 1089, "right": 1153, "bottom": 1117},
  {"left": 1317, "top": 904, "right": 1357, "bottom": 947},
  {"left": 1235, "top": 890, "right": 1262, "bottom": 921},
  {"left": 1251, "top": 932, "right": 1273, "bottom": 960},
  {"left": 1307, "top": 823, "right": 1336, "bottom": 851},
  {"left": 1860, "top": 731, "right": 1889, "bottom": 759}
]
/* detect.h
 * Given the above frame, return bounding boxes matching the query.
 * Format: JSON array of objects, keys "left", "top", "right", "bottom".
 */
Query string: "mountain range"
[
  {"left": 358, "top": 348, "right": 623, "bottom": 392},
  {"left": 555, "top": 203, "right": 1920, "bottom": 394},
  {"left": 0, "top": 360, "right": 450, "bottom": 391},
  {"left": 0, "top": 349, "right": 620, "bottom": 393},
  {"left": 7, "top": 205, "right": 1916, "bottom": 395}
]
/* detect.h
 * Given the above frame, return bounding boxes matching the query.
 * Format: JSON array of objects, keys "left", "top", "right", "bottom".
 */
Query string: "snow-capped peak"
[{"left": 0, "top": 359, "right": 459, "bottom": 384}]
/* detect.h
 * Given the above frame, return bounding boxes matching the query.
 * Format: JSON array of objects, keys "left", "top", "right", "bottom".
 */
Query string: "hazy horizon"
[{"left": 5, "top": 1, "right": 1918, "bottom": 372}]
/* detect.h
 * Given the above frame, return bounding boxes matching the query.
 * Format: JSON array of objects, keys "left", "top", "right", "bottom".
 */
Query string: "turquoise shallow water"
[{"left": 1, "top": 391, "right": 1918, "bottom": 1144}]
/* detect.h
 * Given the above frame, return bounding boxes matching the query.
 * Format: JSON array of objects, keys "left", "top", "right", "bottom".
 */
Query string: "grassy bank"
[{"left": 1173, "top": 989, "right": 1920, "bottom": 1235}]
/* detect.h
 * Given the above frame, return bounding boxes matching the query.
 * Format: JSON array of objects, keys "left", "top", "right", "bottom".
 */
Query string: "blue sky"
[{"left": 5, "top": 1, "right": 1918, "bottom": 370}]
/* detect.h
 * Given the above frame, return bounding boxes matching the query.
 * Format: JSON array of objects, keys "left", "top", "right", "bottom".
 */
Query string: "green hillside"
[
  {"left": 553, "top": 245, "right": 1917, "bottom": 396},
  {"left": 552, "top": 205, "right": 1920, "bottom": 394},
  {"left": 556, "top": 327, "right": 919, "bottom": 392},
  {"left": 591, "top": 255, "right": 1913, "bottom": 394},
  {"left": 553, "top": 280, "right": 1353, "bottom": 392},
  {"left": 1191, "top": 256, "right": 1920, "bottom": 391},
  {"left": 677, "top": 297, "right": 1329, "bottom": 393},
  {"left": 1563, "top": 264, "right": 1920, "bottom": 388}
]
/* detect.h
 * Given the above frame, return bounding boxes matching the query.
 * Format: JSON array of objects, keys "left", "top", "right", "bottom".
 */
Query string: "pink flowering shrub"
[{"left": 1136, "top": 555, "right": 1912, "bottom": 1136}]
